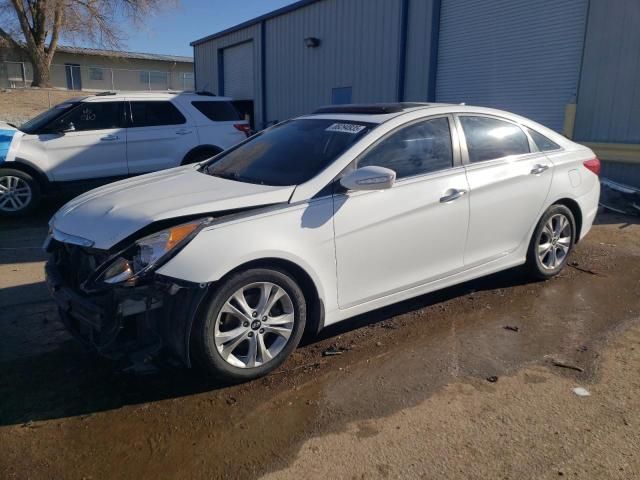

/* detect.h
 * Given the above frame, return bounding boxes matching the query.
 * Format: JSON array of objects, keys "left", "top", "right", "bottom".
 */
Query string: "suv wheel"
[
  {"left": 183, "top": 148, "right": 222, "bottom": 165},
  {"left": 193, "top": 268, "right": 307, "bottom": 382},
  {"left": 526, "top": 204, "right": 576, "bottom": 280},
  {"left": 0, "top": 168, "right": 41, "bottom": 216}
]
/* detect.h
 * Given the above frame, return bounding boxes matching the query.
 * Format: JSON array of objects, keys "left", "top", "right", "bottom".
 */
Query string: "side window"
[
  {"left": 358, "top": 117, "right": 453, "bottom": 179},
  {"left": 55, "top": 102, "right": 123, "bottom": 132},
  {"left": 130, "top": 101, "right": 186, "bottom": 127},
  {"left": 460, "top": 116, "right": 530, "bottom": 163},
  {"left": 191, "top": 101, "right": 241, "bottom": 121},
  {"left": 526, "top": 127, "right": 561, "bottom": 152}
]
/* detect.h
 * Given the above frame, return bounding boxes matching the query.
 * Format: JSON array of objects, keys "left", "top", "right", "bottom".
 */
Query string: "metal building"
[{"left": 191, "top": 0, "right": 640, "bottom": 185}]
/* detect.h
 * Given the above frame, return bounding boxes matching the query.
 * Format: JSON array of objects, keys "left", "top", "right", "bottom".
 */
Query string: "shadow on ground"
[{"left": 0, "top": 266, "right": 535, "bottom": 427}]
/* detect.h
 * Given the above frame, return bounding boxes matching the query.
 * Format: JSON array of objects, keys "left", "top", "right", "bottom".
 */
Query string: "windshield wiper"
[{"left": 6, "top": 122, "right": 19, "bottom": 129}]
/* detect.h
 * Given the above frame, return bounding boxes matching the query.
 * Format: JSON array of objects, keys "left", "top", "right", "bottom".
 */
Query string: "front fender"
[{"left": 156, "top": 198, "right": 337, "bottom": 309}]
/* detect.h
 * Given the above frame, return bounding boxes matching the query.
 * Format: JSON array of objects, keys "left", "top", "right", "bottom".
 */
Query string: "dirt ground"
[
  {"left": 0, "top": 88, "right": 82, "bottom": 124},
  {"left": 0, "top": 205, "right": 639, "bottom": 479}
]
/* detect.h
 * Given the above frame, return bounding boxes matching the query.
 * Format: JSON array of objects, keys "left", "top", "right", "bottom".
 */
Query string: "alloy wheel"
[
  {"left": 0, "top": 175, "right": 32, "bottom": 212},
  {"left": 214, "top": 282, "right": 295, "bottom": 368},
  {"left": 537, "top": 213, "right": 572, "bottom": 270}
]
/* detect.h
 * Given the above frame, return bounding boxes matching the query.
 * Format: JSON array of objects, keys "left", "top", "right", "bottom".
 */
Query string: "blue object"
[
  {"left": 332, "top": 87, "right": 352, "bottom": 105},
  {"left": 0, "top": 129, "right": 16, "bottom": 163}
]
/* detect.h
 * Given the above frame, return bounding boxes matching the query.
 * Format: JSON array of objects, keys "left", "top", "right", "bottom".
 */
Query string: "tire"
[
  {"left": 192, "top": 268, "right": 307, "bottom": 382},
  {"left": 0, "top": 168, "right": 41, "bottom": 217},
  {"left": 182, "top": 148, "right": 222, "bottom": 165},
  {"left": 526, "top": 204, "right": 576, "bottom": 280}
]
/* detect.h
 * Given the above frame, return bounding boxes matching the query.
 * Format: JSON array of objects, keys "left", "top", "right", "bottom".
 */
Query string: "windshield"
[
  {"left": 19, "top": 102, "right": 78, "bottom": 134},
  {"left": 203, "top": 118, "right": 375, "bottom": 186}
]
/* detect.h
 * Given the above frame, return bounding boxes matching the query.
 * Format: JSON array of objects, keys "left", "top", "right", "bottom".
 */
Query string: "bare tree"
[{"left": 0, "top": 0, "right": 174, "bottom": 87}]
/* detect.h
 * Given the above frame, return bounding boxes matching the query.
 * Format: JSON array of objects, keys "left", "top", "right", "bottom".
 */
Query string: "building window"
[
  {"left": 140, "top": 71, "right": 168, "bottom": 85},
  {"left": 89, "top": 67, "right": 104, "bottom": 81},
  {"left": 332, "top": 86, "right": 352, "bottom": 105}
]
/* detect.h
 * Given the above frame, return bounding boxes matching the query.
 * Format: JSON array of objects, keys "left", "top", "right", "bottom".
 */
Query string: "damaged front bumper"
[{"left": 45, "top": 258, "right": 209, "bottom": 369}]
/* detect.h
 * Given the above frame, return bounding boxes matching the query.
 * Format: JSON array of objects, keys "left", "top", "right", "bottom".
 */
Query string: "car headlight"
[{"left": 100, "top": 218, "right": 211, "bottom": 285}]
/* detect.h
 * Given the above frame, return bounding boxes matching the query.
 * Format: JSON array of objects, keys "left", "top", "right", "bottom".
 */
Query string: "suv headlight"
[{"left": 99, "top": 218, "right": 211, "bottom": 285}]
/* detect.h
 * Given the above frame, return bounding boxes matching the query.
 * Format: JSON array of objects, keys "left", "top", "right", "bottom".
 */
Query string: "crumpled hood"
[
  {"left": 0, "top": 122, "right": 18, "bottom": 163},
  {"left": 52, "top": 166, "right": 295, "bottom": 249}
]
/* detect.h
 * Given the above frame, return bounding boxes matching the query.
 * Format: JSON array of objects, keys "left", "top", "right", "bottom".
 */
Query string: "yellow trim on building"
[{"left": 581, "top": 143, "right": 640, "bottom": 165}]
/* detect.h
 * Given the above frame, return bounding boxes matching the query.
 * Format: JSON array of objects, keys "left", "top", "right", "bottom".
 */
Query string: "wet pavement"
[{"left": 1, "top": 205, "right": 639, "bottom": 479}]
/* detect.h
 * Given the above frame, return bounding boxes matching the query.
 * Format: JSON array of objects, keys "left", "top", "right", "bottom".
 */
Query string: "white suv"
[{"left": 0, "top": 92, "right": 250, "bottom": 216}]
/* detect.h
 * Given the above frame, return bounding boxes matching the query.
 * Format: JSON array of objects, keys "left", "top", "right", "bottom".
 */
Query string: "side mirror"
[
  {"left": 340, "top": 166, "right": 396, "bottom": 191},
  {"left": 62, "top": 122, "right": 75, "bottom": 133}
]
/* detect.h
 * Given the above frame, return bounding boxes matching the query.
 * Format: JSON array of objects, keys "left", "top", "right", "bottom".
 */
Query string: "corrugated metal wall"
[
  {"left": 403, "top": 0, "right": 437, "bottom": 102},
  {"left": 265, "top": 0, "right": 402, "bottom": 123},
  {"left": 574, "top": 0, "right": 640, "bottom": 143},
  {"left": 436, "top": 0, "right": 588, "bottom": 132},
  {"left": 223, "top": 41, "right": 255, "bottom": 100},
  {"left": 193, "top": 23, "right": 263, "bottom": 123}
]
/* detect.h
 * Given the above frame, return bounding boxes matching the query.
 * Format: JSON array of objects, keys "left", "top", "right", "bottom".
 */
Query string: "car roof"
[
  {"left": 81, "top": 91, "right": 233, "bottom": 102},
  {"left": 300, "top": 102, "right": 454, "bottom": 124}
]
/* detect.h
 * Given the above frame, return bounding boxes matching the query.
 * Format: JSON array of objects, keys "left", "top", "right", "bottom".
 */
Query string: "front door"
[
  {"left": 457, "top": 115, "right": 553, "bottom": 266},
  {"left": 333, "top": 116, "right": 470, "bottom": 308},
  {"left": 126, "top": 100, "right": 198, "bottom": 174},
  {"left": 42, "top": 101, "right": 127, "bottom": 181}
]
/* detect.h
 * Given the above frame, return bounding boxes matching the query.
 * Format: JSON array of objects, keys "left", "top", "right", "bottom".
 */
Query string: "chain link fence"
[{"left": 1, "top": 61, "right": 194, "bottom": 92}]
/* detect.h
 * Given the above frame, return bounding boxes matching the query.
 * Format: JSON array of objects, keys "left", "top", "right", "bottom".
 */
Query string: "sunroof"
[{"left": 313, "top": 103, "right": 430, "bottom": 115}]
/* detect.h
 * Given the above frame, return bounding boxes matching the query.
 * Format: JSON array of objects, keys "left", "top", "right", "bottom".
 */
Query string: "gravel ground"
[{"left": 0, "top": 206, "right": 639, "bottom": 479}]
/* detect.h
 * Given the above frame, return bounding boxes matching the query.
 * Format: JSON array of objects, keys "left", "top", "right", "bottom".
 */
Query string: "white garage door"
[
  {"left": 436, "top": 0, "right": 588, "bottom": 132},
  {"left": 223, "top": 41, "right": 254, "bottom": 100}
]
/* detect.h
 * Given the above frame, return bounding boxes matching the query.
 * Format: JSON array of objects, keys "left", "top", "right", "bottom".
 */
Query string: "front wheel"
[
  {"left": 0, "top": 168, "right": 41, "bottom": 217},
  {"left": 526, "top": 204, "right": 576, "bottom": 280},
  {"left": 192, "top": 268, "right": 307, "bottom": 382}
]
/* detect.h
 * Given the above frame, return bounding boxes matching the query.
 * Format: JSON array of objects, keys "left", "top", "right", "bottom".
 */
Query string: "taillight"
[
  {"left": 583, "top": 157, "right": 601, "bottom": 176},
  {"left": 234, "top": 123, "right": 252, "bottom": 137}
]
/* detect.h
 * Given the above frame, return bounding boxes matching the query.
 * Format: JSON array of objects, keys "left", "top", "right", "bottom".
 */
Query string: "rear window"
[
  {"left": 130, "top": 101, "right": 185, "bottom": 127},
  {"left": 526, "top": 127, "right": 561, "bottom": 152},
  {"left": 191, "top": 101, "right": 241, "bottom": 121}
]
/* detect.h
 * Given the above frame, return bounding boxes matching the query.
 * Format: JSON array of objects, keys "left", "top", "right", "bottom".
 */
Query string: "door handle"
[
  {"left": 175, "top": 129, "right": 193, "bottom": 135},
  {"left": 440, "top": 188, "right": 468, "bottom": 203},
  {"left": 100, "top": 135, "right": 118, "bottom": 141},
  {"left": 530, "top": 164, "right": 549, "bottom": 175}
]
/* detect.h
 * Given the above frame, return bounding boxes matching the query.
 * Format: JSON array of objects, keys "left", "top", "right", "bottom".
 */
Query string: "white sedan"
[{"left": 45, "top": 103, "right": 601, "bottom": 381}]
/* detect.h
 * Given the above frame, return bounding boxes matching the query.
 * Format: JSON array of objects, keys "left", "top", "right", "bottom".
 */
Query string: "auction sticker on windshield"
[{"left": 326, "top": 123, "right": 367, "bottom": 134}]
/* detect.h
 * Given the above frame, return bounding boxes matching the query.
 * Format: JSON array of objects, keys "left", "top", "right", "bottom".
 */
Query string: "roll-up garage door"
[
  {"left": 436, "top": 0, "right": 588, "bottom": 132},
  {"left": 222, "top": 41, "right": 255, "bottom": 100}
]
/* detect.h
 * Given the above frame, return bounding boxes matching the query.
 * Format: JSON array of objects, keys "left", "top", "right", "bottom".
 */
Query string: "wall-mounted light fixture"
[{"left": 304, "top": 37, "right": 321, "bottom": 48}]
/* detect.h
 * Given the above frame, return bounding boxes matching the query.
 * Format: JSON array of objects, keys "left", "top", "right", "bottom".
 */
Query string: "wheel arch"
[
  {"left": 185, "top": 256, "right": 325, "bottom": 367},
  {"left": 552, "top": 197, "right": 583, "bottom": 244},
  {"left": 2, "top": 159, "right": 50, "bottom": 191},
  {"left": 181, "top": 144, "right": 224, "bottom": 165}
]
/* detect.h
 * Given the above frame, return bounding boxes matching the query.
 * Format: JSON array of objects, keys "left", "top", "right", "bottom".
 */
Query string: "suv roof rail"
[
  {"left": 195, "top": 90, "right": 217, "bottom": 96},
  {"left": 94, "top": 91, "right": 117, "bottom": 96}
]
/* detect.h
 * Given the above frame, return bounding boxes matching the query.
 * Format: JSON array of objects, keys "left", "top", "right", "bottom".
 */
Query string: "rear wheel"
[
  {"left": 526, "top": 204, "right": 576, "bottom": 280},
  {"left": 0, "top": 168, "right": 41, "bottom": 217},
  {"left": 193, "top": 268, "right": 307, "bottom": 382},
  {"left": 182, "top": 147, "right": 223, "bottom": 165}
]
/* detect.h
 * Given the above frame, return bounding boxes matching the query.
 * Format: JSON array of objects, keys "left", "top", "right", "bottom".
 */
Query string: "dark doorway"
[{"left": 65, "top": 64, "right": 82, "bottom": 90}]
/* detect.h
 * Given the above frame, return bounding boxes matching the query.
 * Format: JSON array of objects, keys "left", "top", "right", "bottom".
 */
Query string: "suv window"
[
  {"left": 52, "top": 102, "right": 124, "bottom": 132},
  {"left": 192, "top": 101, "right": 241, "bottom": 121},
  {"left": 526, "top": 127, "right": 561, "bottom": 152},
  {"left": 130, "top": 101, "right": 186, "bottom": 127},
  {"left": 358, "top": 117, "right": 453, "bottom": 179},
  {"left": 460, "top": 116, "right": 530, "bottom": 163}
]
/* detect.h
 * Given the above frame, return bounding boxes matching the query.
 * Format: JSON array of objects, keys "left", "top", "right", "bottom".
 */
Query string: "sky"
[{"left": 121, "top": 0, "right": 299, "bottom": 57}]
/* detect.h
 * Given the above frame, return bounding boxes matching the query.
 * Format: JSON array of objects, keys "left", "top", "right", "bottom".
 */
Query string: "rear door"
[
  {"left": 126, "top": 99, "right": 198, "bottom": 174},
  {"left": 42, "top": 100, "right": 127, "bottom": 181},
  {"left": 457, "top": 114, "right": 553, "bottom": 267}
]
